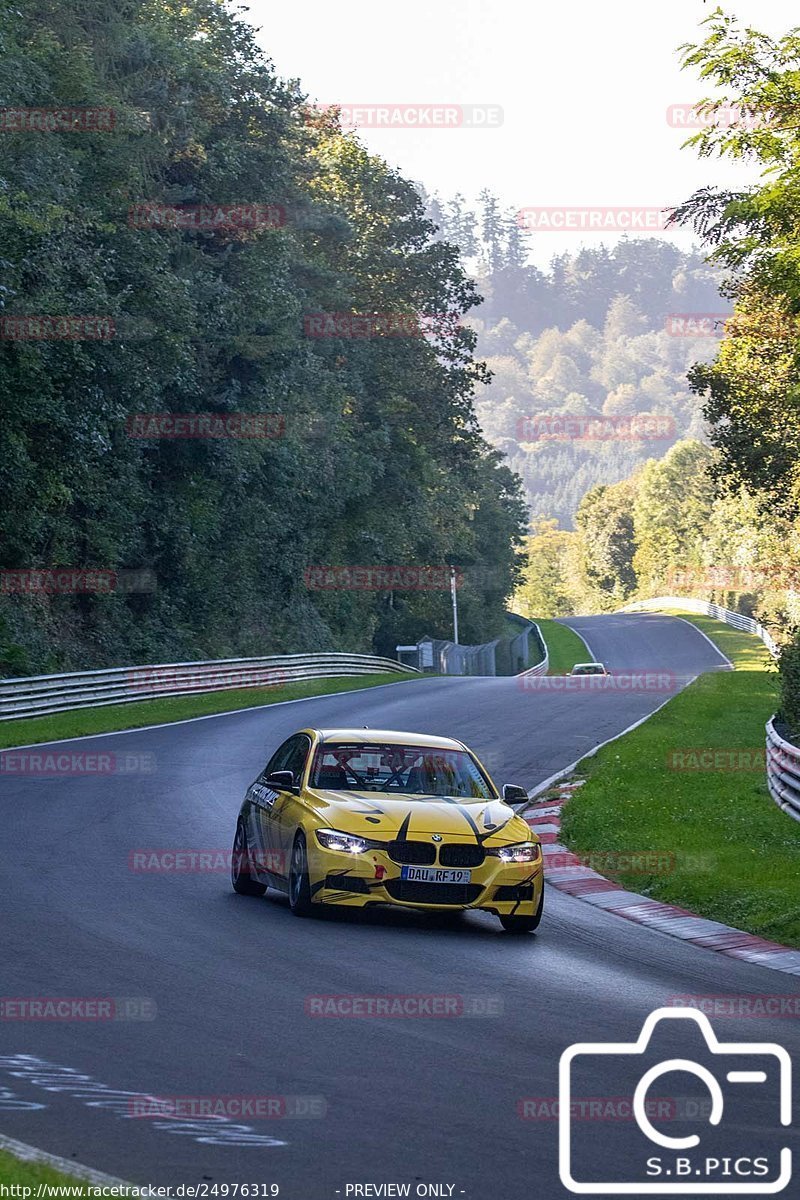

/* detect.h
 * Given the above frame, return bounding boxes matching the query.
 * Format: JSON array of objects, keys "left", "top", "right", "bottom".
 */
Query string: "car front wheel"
[
  {"left": 231, "top": 820, "right": 267, "bottom": 897},
  {"left": 288, "top": 832, "right": 314, "bottom": 917}
]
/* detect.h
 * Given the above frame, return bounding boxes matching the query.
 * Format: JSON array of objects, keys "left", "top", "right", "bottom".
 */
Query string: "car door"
[
  {"left": 270, "top": 734, "right": 313, "bottom": 869},
  {"left": 247, "top": 734, "right": 311, "bottom": 882},
  {"left": 246, "top": 735, "right": 302, "bottom": 882}
]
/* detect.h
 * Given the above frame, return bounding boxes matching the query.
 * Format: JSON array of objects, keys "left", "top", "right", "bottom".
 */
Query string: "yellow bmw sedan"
[{"left": 231, "top": 728, "right": 543, "bottom": 933}]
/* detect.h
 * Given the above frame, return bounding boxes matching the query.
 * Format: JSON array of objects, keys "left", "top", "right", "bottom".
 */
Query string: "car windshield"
[
  {"left": 573, "top": 664, "right": 605, "bottom": 675},
  {"left": 310, "top": 742, "right": 495, "bottom": 799}
]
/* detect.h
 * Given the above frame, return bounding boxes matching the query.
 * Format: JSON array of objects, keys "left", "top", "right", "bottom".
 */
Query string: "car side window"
[
  {"left": 283, "top": 735, "right": 311, "bottom": 783},
  {"left": 262, "top": 737, "right": 296, "bottom": 778},
  {"left": 262, "top": 735, "right": 311, "bottom": 783}
]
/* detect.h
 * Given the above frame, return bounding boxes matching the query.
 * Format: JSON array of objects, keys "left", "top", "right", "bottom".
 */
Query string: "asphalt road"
[{"left": 0, "top": 614, "right": 796, "bottom": 1199}]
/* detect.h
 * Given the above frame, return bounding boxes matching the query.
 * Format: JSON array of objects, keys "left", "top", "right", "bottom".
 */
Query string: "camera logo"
[{"left": 559, "top": 1007, "right": 792, "bottom": 1193}]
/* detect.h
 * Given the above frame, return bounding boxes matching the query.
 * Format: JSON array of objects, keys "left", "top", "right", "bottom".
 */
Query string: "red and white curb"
[{"left": 525, "top": 781, "right": 800, "bottom": 977}]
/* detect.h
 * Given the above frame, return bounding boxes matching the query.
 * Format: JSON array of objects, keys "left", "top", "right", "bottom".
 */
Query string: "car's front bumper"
[{"left": 308, "top": 840, "right": 543, "bottom": 916}]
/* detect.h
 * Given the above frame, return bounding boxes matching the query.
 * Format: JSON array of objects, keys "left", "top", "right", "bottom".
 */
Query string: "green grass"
[
  {"left": 536, "top": 618, "right": 590, "bottom": 675},
  {"left": 0, "top": 1146, "right": 123, "bottom": 1192},
  {"left": 559, "top": 613, "right": 800, "bottom": 947},
  {"left": 0, "top": 672, "right": 420, "bottom": 750}
]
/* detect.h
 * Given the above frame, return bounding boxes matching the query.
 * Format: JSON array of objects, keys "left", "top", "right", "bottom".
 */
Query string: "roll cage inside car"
[{"left": 310, "top": 740, "right": 496, "bottom": 798}]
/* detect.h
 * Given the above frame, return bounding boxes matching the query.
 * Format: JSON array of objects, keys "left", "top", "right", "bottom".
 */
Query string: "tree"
[
  {"left": 0, "top": 0, "right": 527, "bottom": 671},
  {"left": 632, "top": 441, "right": 715, "bottom": 592},
  {"left": 575, "top": 480, "right": 638, "bottom": 607},
  {"left": 673, "top": 10, "right": 800, "bottom": 517},
  {"left": 604, "top": 295, "right": 648, "bottom": 341},
  {"left": 515, "top": 520, "right": 580, "bottom": 618}
]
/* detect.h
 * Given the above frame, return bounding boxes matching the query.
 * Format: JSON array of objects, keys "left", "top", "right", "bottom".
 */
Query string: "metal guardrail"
[
  {"left": 766, "top": 718, "right": 800, "bottom": 823},
  {"left": 504, "top": 613, "right": 536, "bottom": 675},
  {"left": 0, "top": 653, "right": 418, "bottom": 721},
  {"left": 517, "top": 621, "right": 549, "bottom": 677},
  {"left": 618, "top": 595, "right": 780, "bottom": 658}
]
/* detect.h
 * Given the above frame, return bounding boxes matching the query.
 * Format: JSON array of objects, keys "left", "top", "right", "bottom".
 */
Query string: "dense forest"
[
  {"left": 515, "top": 437, "right": 800, "bottom": 637},
  {"left": 421, "top": 193, "right": 727, "bottom": 526},
  {"left": 0, "top": 0, "right": 527, "bottom": 674}
]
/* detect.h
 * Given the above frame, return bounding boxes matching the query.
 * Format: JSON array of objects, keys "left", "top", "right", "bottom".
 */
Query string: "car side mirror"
[
  {"left": 502, "top": 783, "right": 529, "bottom": 805},
  {"left": 264, "top": 770, "right": 299, "bottom": 793}
]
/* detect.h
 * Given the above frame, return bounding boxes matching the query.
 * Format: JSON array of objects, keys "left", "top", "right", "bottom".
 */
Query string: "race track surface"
[{"left": 0, "top": 614, "right": 795, "bottom": 1198}]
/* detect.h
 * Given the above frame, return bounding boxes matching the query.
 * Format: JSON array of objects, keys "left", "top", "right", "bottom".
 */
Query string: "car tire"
[
  {"left": 288, "top": 832, "right": 314, "bottom": 917},
  {"left": 231, "top": 820, "right": 267, "bottom": 897},
  {"left": 499, "top": 887, "right": 543, "bottom": 934}
]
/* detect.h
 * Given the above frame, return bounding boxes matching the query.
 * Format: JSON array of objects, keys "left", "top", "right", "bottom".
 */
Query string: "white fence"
[
  {"left": 0, "top": 653, "right": 417, "bottom": 721},
  {"left": 766, "top": 718, "right": 800, "bottom": 823},
  {"left": 618, "top": 596, "right": 780, "bottom": 658}
]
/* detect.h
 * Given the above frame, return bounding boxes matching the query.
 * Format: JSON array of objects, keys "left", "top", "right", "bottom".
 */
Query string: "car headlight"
[
  {"left": 490, "top": 841, "right": 541, "bottom": 863},
  {"left": 315, "top": 828, "right": 370, "bottom": 854}
]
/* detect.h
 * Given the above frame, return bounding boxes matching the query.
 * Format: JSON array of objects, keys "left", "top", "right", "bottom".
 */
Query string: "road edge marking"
[
  {"left": 0, "top": 1130, "right": 131, "bottom": 1187},
  {"left": 522, "top": 681, "right": 694, "bottom": 803},
  {"left": 553, "top": 618, "right": 595, "bottom": 662},
  {"left": 658, "top": 612, "right": 734, "bottom": 668}
]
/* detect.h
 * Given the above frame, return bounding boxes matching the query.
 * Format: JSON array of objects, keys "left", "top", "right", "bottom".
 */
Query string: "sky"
[{"left": 247, "top": 0, "right": 797, "bottom": 263}]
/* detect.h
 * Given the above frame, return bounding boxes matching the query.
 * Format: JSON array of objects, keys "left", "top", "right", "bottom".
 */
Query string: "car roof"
[
  {"left": 574, "top": 662, "right": 606, "bottom": 668},
  {"left": 311, "top": 728, "right": 467, "bottom": 751}
]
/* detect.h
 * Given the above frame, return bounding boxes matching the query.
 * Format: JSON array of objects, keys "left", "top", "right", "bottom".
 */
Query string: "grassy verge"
[
  {"left": 0, "top": 672, "right": 421, "bottom": 750},
  {"left": 0, "top": 1146, "right": 120, "bottom": 1192},
  {"left": 559, "top": 613, "right": 800, "bottom": 946},
  {"left": 536, "top": 618, "right": 590, "bottom": 675}
]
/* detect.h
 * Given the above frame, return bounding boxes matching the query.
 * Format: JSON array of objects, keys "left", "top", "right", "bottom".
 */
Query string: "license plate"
[{"left": 400, "top": 866, "right": 472, "bottom": 884}]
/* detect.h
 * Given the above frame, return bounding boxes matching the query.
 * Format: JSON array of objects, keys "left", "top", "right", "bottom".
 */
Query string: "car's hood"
[{"left": 305, "top": 791, "right": 535, "bottom": 844}]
